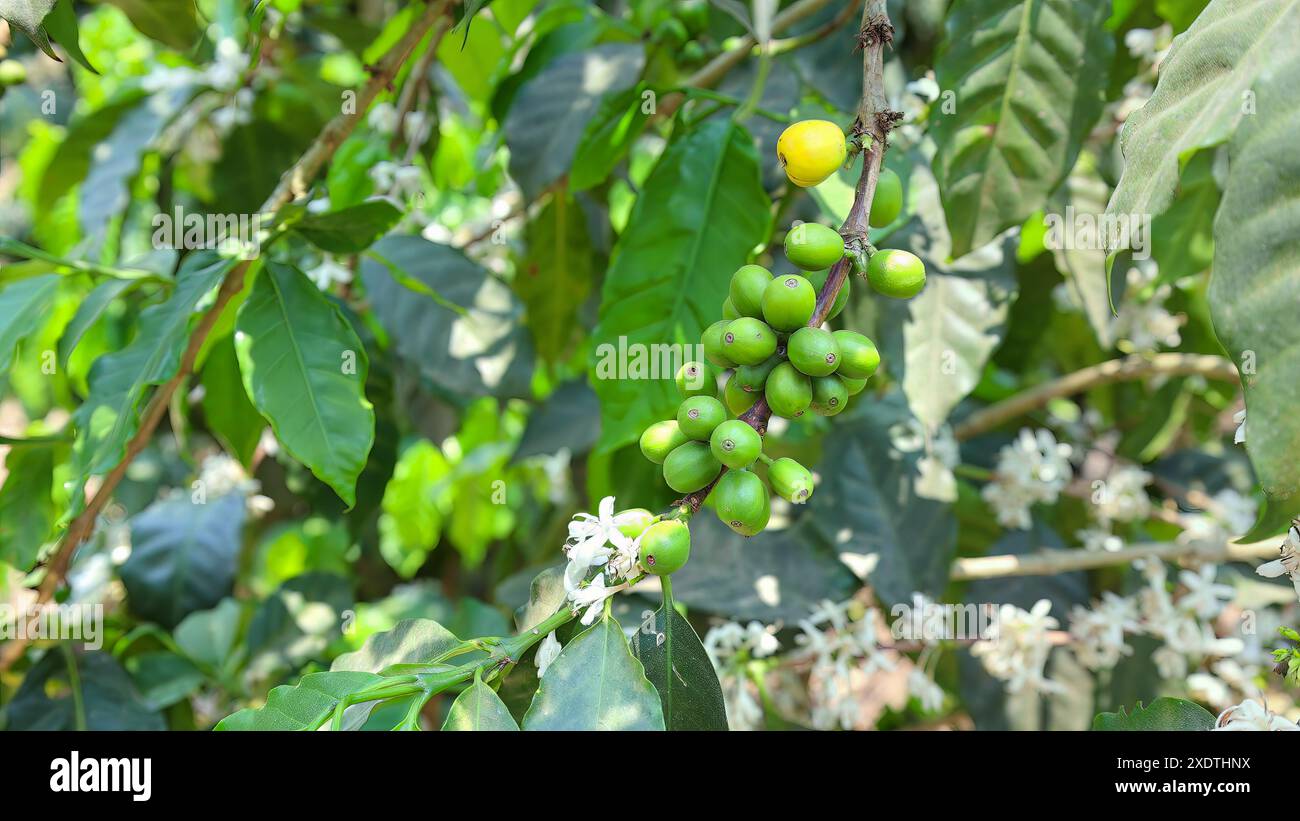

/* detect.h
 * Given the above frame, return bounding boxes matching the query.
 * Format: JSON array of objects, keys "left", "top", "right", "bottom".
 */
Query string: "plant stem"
[{"left": 950, "top": 538, "right": 1279, "bottom": 581}]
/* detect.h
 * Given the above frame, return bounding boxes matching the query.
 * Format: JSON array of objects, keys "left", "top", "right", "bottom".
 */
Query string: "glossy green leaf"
[
  {"left": 331, "top": 618, "right": 463, "bottom": 673},
  {"left": 1107, "top": 0, "right": 1298, "bottom": 223},
  {"left": 590, "top": 118, "right": 771, "bottom": 451},
  {"left": 512, "top": 564, "right": 567, "bottom": 632},
  {"left": 569, "top": 83, "right": 653, "bottom": 192},
  {"left": 293, "top": 200, "right": 404, "bottom": 254},
  {"left": 1093, "top": 697, "right": 1216, "bottom": 731},
  {"left": 513, "top": 194, "right": 595, "bottom": 363},
  {"left": 199, "top": 333, "right": 263, "bottom": 467},
  {"left": 44, "top": 0, "right": 97, "bottom": 74},
  {"left": 235, "top": 261, "right": 375, "bottom": 507},
  {"left": 441, "top": 677, "right": 520, "bottom": 731},
  {"left": 633, "top": 601, "right": 729, "bottom": 731},
  {"left": 932, "top": 0, "right": 1113, "bottom": 256},
  {"left": 120, "top": 493, "right": 246, "bottom": 628},
  {"left": 503, "top": 43, "right": 645, "bottom": 200},
  {"left": 72, "top": 252, "right": 232, "bottom": 482},
  {"left": 522, "top": 615, "right": 665, "bottom": 730},
  {"left": 0, "top": 444, "right": 59, "bottom": 571},
  {"left": 0, "top": 273, "right": 61, "bottom": 372},
  {"left": 1208, "top": 49, "right": 1300, "bottom": 532},
  {"left": 58, "top": 278, "right": 133, "bottom": 366},
  {"left": 215, "top": 671, "right": 385, "bottom": 730}
]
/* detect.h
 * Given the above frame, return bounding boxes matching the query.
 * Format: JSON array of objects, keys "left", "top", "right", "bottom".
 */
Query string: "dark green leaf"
[
  {"left": 513, "top": 194, "right": 595, "bottom": 363},
  {"left": 633, "top": 601, "right": 729, "bottom": 731},
  {"left": 0, "top": 444, "right": 59, "bottom": 570},
  {"left": 293, "top": 200, "right": 404, "bottom": 254},
  {"left": 104, "top": 0, "right": 201, "bottom": 49},
  {"left": 6, "top": 650, "right": 164, "bottom": 730},
  {"left": 199, "top": 333, "right": 263, "bottom": 467},
  {"left": 44, "top": 0, "right": 97, "bottom": 74},
  {"left": 569, "top": 83, "right": 653, "bottom": 192}
]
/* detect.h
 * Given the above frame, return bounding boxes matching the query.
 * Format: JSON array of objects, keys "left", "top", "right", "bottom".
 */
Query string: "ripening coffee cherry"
[
  {"left": 639, "top": 520, "right": 690, "bottom": 575},
  {"left": 709, "top": 419, "right": 763, "bottom": 469},
  {"left": 702, "top": 319, "right": 737, "bottom": 368},
  {"left": 784, "top": 223, "right": 845, "bottom": 271},
  {"left": 776, "top": 120, "right": 846, "bottom": 188},
  {"left": 869, "top": 167, "right": 903, "bottom": 228},
  {"left": 640, "top": 420, "right": 690, "bottom": 464},
  {"left": 722, "top": 298, "right": 740, "bottom": 320},
  {"left": 735, "top": 355, "right": 780, "bottom": 393},
  {"left": 616, "top": 508, "right": 657, "bottom": 539},
  {"left": 713, "top": 469, "right": 771, "bottom": 536},
  {"left": 768, "top": 457, "right": 814, "bottom": 504},
  {"left": 867, "top": 249, "right": 926, "bottom": 298},
  {"left": 662, "top": 441, "right": 723, "bottom": 493},
  {"left": 807, "top": 268, "right": 850, "bottom": 319},
  {"left": 787, "top": 327, "right": 840, "bottom": 377},
  {"left": 831, "top": 330, "right": 880, "bottom": 380},
  {"left": 761, "top": 274, "right": 816, "bottom": 332},
  {"left": 722, "top": 317, "right": 777, "bottom": 366},
  {"left": 810, "top": 375, "right": 848, "bottom": 416},
  {"left": 676, "top": 360, "right": 717, "bottom": 399},
  {"left": 729, "top": 264, "right": 773, "bottom": 318},
  {"left": 677, "top": 395, "right": 726, "bottom": 440},
  {"left": 764, "top": 362, "right": 812, "bottom": 418},
  {"left": 840, "top": 375, "right": 868, "bottom": 396},
  {"left": 723, "top": 370, "right": 758, "bottom": 415}
]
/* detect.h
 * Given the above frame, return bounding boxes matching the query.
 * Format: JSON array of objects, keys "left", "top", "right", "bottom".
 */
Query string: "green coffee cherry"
[
  {"left": 0, "top": 60, "right": 27, "bottom": 87},
  {"left": 676, "top": 360, "right": 717, "bottom": 399},
  {"left": 709, "top": 419, "right": 762, "bottom": 469},
  {"left": 616, "top": 509, "right": 657, "bottom": 539},
  {"left": 761, "top": 274, "right": 816, "bottom": 332},
  {"left": 677, "top": 395, "right": 726, "bottom": 440},
  {"left": 840, "top": 375, "right": 868, "bottom": 395},
  {"left": 832, "top": 331, "right": 880, "bottom": 380},
  {"left": 869, "top": 168, "right": 903, "bottom": 228},
  {"left": 729, "top": 264, "right": 773, "bottom": 318},
  {"left": 764, "top": 362, "right": 812, "bottom": 418},
  {"left": 808, "top": 268, "right": 850, "bottom": 320},
  {"left": 784, "top": 223, "right": 844, "bottom": 271},
  {"left": 768, "top": 457, "right": 814, "bottom": 504},
  {"left": 723, "top": 370, "right": 758, "bottom": 415},
  {"left": 639, "top": 520, "right": 690, "bottom": 575},
  {"left": 722, "top": 298, "right": 740, "bottom": 320},
  {"left": 867, "top": 249, "right": 926, "bottom": 299},
  {"left": 722, "top": 317, "right": 777, "bottom": 366},
  {"left": 787, "top": 327, "right": 840, "bottom": 377},
  {"left": 810, "top": 375, "right": 848, "bottom": 416},
  {"left": 640, "top": 420, "right": 689, "bottom": 464},
  {"left": 662, "top": 441, "right": 723, "bottom": 493},
  {"left": 702, "top": 320, "right": 737, "bottom": 368},
  {"left": 735, "top": 355, "right": 781, "bottom": 393},
  {"left": 712, "top": 469, "right": 771, "bottom": 536}
]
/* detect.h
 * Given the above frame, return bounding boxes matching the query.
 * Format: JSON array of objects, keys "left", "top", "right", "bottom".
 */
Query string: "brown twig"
[
  {"left": 677, "top": 0, "right": 898, "bottom": 517},
  {"left": 950, "top": 538, "right": 1278, "bottom": 581},
  {"left": 952, "top": 353, "right": 1239, "bottom": 442},
  {"left": 0, "top": 0, "right": 454, "bottom": 674}
]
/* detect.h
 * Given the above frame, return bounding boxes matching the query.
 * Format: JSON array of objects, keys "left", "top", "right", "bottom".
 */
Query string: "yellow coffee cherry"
[{"left": 776, "top": 120, "right": 846, "bottom": 188}]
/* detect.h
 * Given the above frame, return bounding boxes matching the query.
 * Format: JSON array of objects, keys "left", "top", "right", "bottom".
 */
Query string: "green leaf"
[
  {"left": 441, "top": 677, "right": 520, "bottom": 730},
  {"left": 360, "top": 236, "right": 535, "bottom": 398},
  {"left": 120, "top": 493, "right": 246, "bottom": 629},
  {"left": 331, "top": 618, "right": 463, "bottom": 673},
  {"left": 0, "top": 273, "right": 61, "bottom": 372},
  {"left": 246, "top": 573, "right": 353, "bottom": 676},
  {"left": 44, "top": 0, "right": 98, "bottom": 74},
  {"left": 1207, "top": 49, "right": 1300, "bottom": 530},
  {"left": 235, "top": 261, "right": 375, "bottom": 507},
  {"left": 174, "top": 598, "right": 243, "bottom": 671},
  {"left": 215, "top": 671, "right": 385, "bottom": 730},
  {"left": 0, "top": 444, "right": 59, "bottom": 570},
  {"left": 522, "top": 615, "right": 665, "bottom": 730},
  {"left": 378, "top": 440, "right": 450, "bottom": 579},
  {"left": 36, "top": 90, "right": 146, "bottom": 210},
  {"left": 1092, "top": 697, "right": 1217, "bottom": 731},
  {"left": 590, "top": 118, "right": 771, "bottom": 452},
  {"left": 72, "top": 252, "right": 232, "bottom": 483},
  {"left": 569, "top": 82, "right": 653, "bottom": 192},
  {"left": 293, "top": 200, "right": 404, "bottom": 254},
  {"left": 1045, "top": 156, "right": 1118, "bottom": 346},
  {"left": 1107, "top": 0, "right": 1298, "bottom": 223},
  {"left": 199, "top": 333, "right": 263, "bottom": 467},
  {"left": 513, "top": 194, "right": 595, "bottom": 363},
  {"left": 633, "top": 601, "right": 729, "bottom": 731},
  {"left": 512, "top": 380, "right": 601, "bottom": 461},
  {"left": 58, "top": 278, "right": 133, "bottom": 366},
  {"left": 6, "top": 650, "right": 164, "bottom": 731},
  {"left": 512, "top": 564, "right": 567, "bottom": 632},
  {"left": 103, "top": 0, "right": 201, "bottom": 50},
  {"left": 124, "top": 651, "right": 205, "bottom": 710},
  {"left": 1, "top": 0, "right": 58, "bottom": 61},
  {"left": 503, "top": 43, "right": 645, "bottom": 200},
  {"left": 932, "top": 0, "right": 1113, "bottom": 256}
]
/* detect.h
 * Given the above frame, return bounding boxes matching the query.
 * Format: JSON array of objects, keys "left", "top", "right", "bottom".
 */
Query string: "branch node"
[{"left": 857, "top": 17, "right": 894, "bottom": 50}]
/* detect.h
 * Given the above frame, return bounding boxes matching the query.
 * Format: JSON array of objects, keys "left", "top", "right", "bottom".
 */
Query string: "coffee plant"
[{"left": 0, "top": 0, "right": 1298, "bottom": 734}]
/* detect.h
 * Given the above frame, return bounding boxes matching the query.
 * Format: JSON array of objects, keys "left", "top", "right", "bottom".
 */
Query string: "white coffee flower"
[
  {"left": 568, "top": 574, "right": 612, "bottom": 626},
  {"left": 1124, "top": 28, "right": 1156, "bottom": 58},
  {"left": 907, "top": 668, "right": 944, "bottom": 713},
  {"left": 1077, "top": 525, "right": 1123, "bottom": 553},
  {"left": 1256, "top": 523, "right": 1300, "bottom": 603},
  {"left": 534, "top": 631, "right": 561, "bottom": 678},
  {"left": 1177, "top": 564, "right": 1234, "bottom": 619},
  {"left": 971, "top": 599, "right": 1063, "bottom": 695},
  {"left": 981, "top": 429, "right": 1073, "bottom": 529},
  {"left": 1069, "top": 592, "right": 1140, "bottom": 670},
  {"left": 1114, "top": 281, "right": 1183, "bottom": 351},
  {"left": 368, "top": 101, "right": 400, "bottom": 135},
  {"left": 1096, "top": 465, "right": 1151, "bottom": 523},
  {"left": 305, "top": 256, "right": 352, "bottom": 291},
  {"left": 1214, "top": 699, "right": 1300, "bottom": 731}
]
